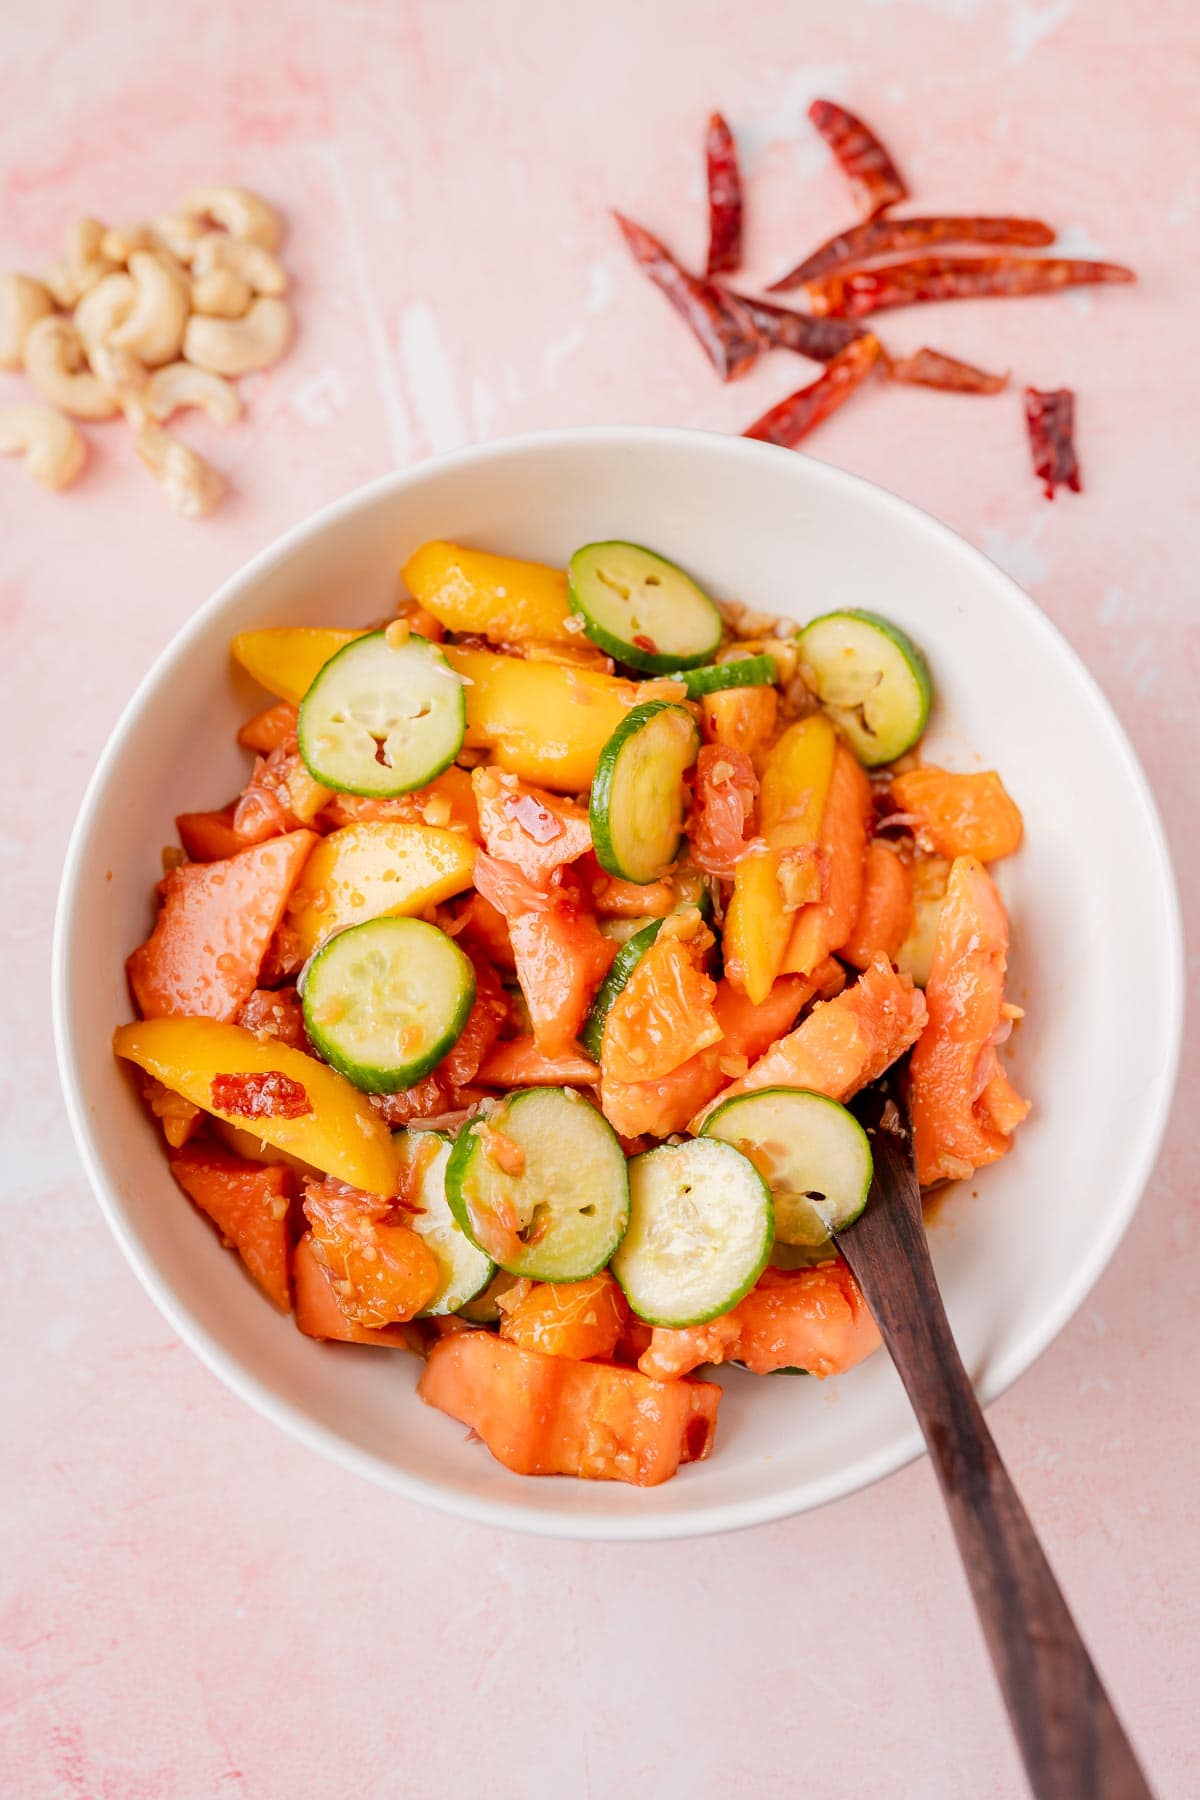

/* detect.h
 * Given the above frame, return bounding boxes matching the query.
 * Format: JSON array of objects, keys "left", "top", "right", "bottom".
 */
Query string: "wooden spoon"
[{"left": 835, "top": 1074, "right": 1153, "bottom": 1800}]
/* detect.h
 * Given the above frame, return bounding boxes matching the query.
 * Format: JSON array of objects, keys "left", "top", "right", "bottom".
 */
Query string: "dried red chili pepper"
[
  {"left": 613, "top": 211, "right": 763, "bottom": 380},
  {"left": 769, "top": 214, "right": 1056, "bottom": 291},
  {"left": 211, "top": 1070, "right": 313, "bottom": 1119},
  {"left": 1024, "top": 387, "right": 1081, "bottom": 498},
  {"left": 808, "top": 98, "right": 907, "bottom": 220},
  {"left": 742, "top": 334, "right": 882, "bottom": 447},
  {"left": 886, "top": 346, "right": 1008, "bottom": 395},
  {"left": 720, "top": 290, "right": 866, "bottom": 363},
  {"left": 705, "top": 112, "right": 743, "bottom": 276},
  {"left": 806, "top": 254, "right": 1135, "bottom": 319}
]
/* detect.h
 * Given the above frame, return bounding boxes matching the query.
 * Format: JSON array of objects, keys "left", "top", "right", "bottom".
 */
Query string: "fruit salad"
[{"left": 115, "top": 537, "right": 1029, "bottom": 1488}]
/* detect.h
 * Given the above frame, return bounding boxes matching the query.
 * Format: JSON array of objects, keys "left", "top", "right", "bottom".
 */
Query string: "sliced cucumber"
[
  {"left": 665, "top": 652, "right": 777, "bottom": 698},
  {"left": 302, "top": 916, "right": 475, "bottom": 1093},
  {"left": 612, "top": 1138, "right": 773, "bottom": 1328},
  {"left": 580, "top": 919, "right": 664, "bottom": 1061},
  {"left": 590, "top": 701, "right": 699, "bottom": 884},
  {"left": 798, "top": 610, "right": 932, "bottom": 767},
  {"left": 568, "top": 541, "right": 723, "bottom": 673},
  {"left": 702, "top": 1086, "right": 872, "bottom": 1247},
  {"left": 297, "top": 630, "right": 465, "bottom": 796},
  {"left": 445, "top": 1087, "right": 630, "bottom": 1282},
  {"left": 396, "top": 1131, "right": 494, "bottom": 1314}
]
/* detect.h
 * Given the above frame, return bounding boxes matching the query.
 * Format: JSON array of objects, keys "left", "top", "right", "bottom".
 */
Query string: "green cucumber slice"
[
  {"left": 612, "top": 1138, "right": 773, "bottom": 1327},
  {"left": 798, "top": 609, "right": 932, "bottom": 767},
  {"left": 568, "top": 541, "right": 723, "bottom": 673},
  {"left": 302, "top": 916, "right": 475, "bottom": 1093},
  {"left": 590, "top": 701, "right": 700, "bottom": 884},
  {"left": 297, "top": 630, "right": 466, "bottom": 796},
  {"left": 665, "top": 652, "right": 777, "bottom": 698},
  {"left": 580, "top": 918, "right": 665, "bottom": 1061},
  {"left": 445, "top": 1087, "right": 630, "bottom": 1282},
  {"left": 396, "top": 1131, "right": 494, "bottom": 1315},
  {"left": 702, "top": 1086, "right": 872, "bottom": 1247}
]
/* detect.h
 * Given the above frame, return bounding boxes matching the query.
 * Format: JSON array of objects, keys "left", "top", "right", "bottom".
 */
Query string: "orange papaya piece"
[
  {"left": 417, "top": 1331, "right": 720, "bottom": 1485},
  {"left": 176, "top": 804, "right": 244, "bottom": 864},
  {"left": 128, "top": 830, "right": 317, "bottom": 1022},
  {"left": 842, "top": 840, "right": 913, "bottom": 970},
  {"left": 694, "top": 953, "right": 926, "bottom": 1127},
  {"left": 638, "top": 1262, "right": 879, "bottom": 1381},
  {"left": 169, "top": 1140, "right": 293, "bottom": 1311},
  {"left": 909, "top": 854, "right": 1030, "bottom": 1185}
]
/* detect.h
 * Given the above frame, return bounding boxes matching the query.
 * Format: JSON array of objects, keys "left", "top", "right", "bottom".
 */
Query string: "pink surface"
[{"left": 3, "top": 1, "right": 1196, "bottom": 1794}]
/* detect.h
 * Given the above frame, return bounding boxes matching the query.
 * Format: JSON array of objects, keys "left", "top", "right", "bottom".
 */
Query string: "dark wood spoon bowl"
[{"left": 835, "top": 1075, "right": 1154, "bottom": 1800}]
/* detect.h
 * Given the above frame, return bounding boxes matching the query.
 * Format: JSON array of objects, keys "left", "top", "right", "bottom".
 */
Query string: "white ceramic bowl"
[{"left": 53, "top": 428, "right": 1183, "bottom": 1540}]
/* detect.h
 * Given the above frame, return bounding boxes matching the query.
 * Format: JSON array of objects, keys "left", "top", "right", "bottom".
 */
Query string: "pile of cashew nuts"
[{"left": 0, "top": 185, "right": 291, "bottom": 518}]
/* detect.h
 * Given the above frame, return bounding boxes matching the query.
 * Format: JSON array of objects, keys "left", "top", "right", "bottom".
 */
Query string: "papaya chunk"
[
  {"left": 638, "top": 1262, "right": 880, "bottom": 1381},
  {"left": 842, "top": 840, "right": 913, "bottom": 969},
  {"left": 169, "top": 1140, "right": 293, "bottom": 1310},
  {"left": 418, "top": 1330, "right": 720, "bottom": 1485},
  {"left": 909, "top": 854, "right": 1030, "bottom": 1184},
  {"left": 693, "top": 953, "right": 926, "bottom": 1127},
  {"left": 128, "top": 830, "right": 316, "bottom": 1021}
]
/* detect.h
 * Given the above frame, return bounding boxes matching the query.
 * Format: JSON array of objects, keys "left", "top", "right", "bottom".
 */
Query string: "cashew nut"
[
  {"left": 134, "top": 422, "right": 224, "bottom": 518},
  {"left": 183, "top": 296, "right": 291, "bottom": 376},
  {"left": 143, "top": 361, "right": 241, "bottom": 426},
  {"left": 191, "top": 232, "right": 287, "bottom": 296},
  {"left": 43, "top": 260, "right": 81, "bottom": 308},
  {"left": 66, "top": 217, "right": 118, "bottom": 294},
  {"left": 0, "top": 403, "right": 86, "bottom": 490},
  {"left": 0, "top": 273, "right": 55, "bottom": 369},
  {"left": 101, "top": 223, "right": 156, "bottom": 264},
  {"left": 190, "top": 267, "right": 252, "bottom": 318},
  {"left": 109, "top": 250, "right": 190, "bottom": 366},
  {"left": 23, "top": 316, "right": 120, "bottom": 420},
  {"left": 181, "top": 185, "right": 282, "bottom": 251},
  {"left": 151, "top": 213, "right": 207, "bottom": 265},
  {"left": 73, "top": 271, "right": 135, "bottom": 347},
  {"left": 86, "top": 341, "right": 148, "bottom": 419}
]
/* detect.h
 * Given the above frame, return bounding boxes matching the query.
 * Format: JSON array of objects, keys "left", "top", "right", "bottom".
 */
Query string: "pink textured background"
[{"left": 4, "top": 1, "right": 1197, "bottom": 1794}]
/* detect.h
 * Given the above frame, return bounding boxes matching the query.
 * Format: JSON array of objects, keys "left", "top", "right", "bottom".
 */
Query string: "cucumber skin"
[
  {"left": 701, "top": 1084, "right": 873, "bottom": 1243},
  {"left": 666, "top": 653, "right": 777, "bottom": 698},
  {"left": 296, "top": 630, "right": 466, "bottom": 797},
  {"left": 568, "top": 542, "right": 723, "bottom": 674},
  {"left": 589, "top": 701, "right": 700, "bottom": 884},
  {"left": 799, "top": 609, "right": 932, "bottom": 768},
  {"left": 580, "top": 919, "right": 665, "bottom": 1061},
  {"left": 396, "top": 1130, "right": 495, "bottom": 1316},
  {"left": 302, "top": 919, "right": 476, "bottom": 1094},
  {"left": 444, "top": 1090, "right": 631, "bottom": 1283},
  {"left": 613, "top": 1140, "right": 774, "bottom": 1329}
]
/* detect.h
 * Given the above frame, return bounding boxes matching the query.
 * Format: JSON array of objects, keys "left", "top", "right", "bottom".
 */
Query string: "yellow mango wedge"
[
  {"left": 402, "top": 541, "right": 575, "bottom": 645},
  {"left": 443, "top": 646, "right": 641, "bottom": 792},
  {"left": 232, "top": 628, "right": 366, "bottom": 708},
  {"left": 725, "top": 716, "right": 837, "bottom": 1003},
  {"left": 289, "top": 821, "right": 476, "bottom": 959},
  {"left": 114, "top": 1018, "right": 398, "bottom": 1194}
]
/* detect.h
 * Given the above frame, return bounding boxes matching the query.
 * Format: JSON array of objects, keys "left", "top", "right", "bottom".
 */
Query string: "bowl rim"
[{"left": 52, "top": 425, "right": 1185, "bottom": 1540}]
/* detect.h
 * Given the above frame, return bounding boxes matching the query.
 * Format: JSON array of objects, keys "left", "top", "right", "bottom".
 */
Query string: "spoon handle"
[{"left": 838, "top": 1090, "right": 1153, "bottom": 1800}]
